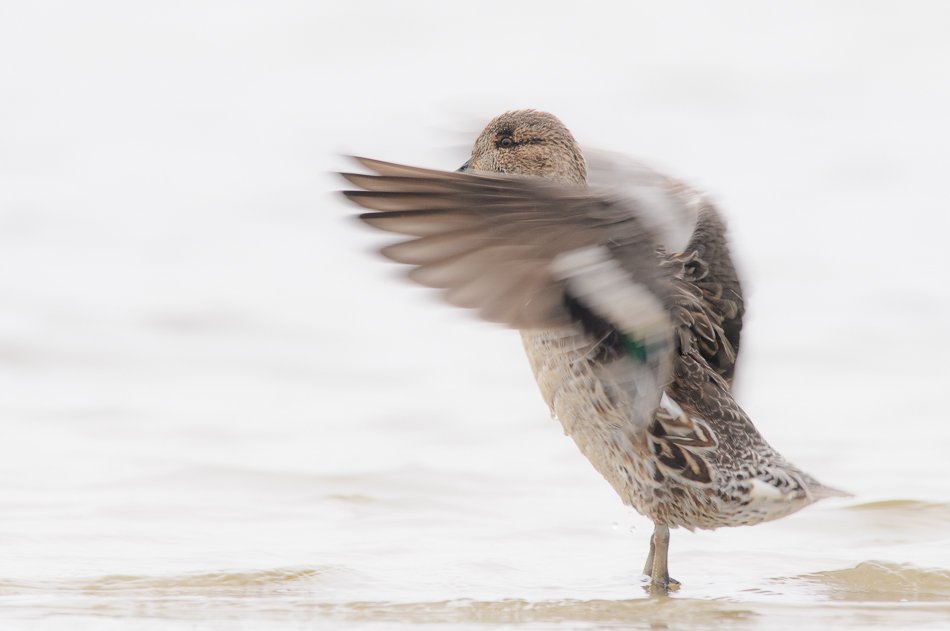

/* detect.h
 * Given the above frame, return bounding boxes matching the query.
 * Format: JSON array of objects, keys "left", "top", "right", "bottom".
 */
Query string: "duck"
[{"left": 340, "top": 110, "right": 848, "bottom": 592}]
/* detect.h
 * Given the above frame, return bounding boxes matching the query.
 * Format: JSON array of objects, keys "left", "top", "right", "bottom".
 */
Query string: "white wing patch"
[
  {"left": 584, "top": 149, "right": 700, "bottom": 253},
  {"left": 659, "top": 392, "right": 685, "bottom": 418},
  {"left": 550, "top": 245, "right": 668, "bottom": 348}
]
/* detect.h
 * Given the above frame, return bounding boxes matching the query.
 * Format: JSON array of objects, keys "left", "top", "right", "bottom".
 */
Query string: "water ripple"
[{"left": 798, "top": 561, "right": 950, "bottom": 602}]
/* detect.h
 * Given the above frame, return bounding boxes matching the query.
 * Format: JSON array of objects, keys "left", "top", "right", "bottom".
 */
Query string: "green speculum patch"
[
  {"left": 622, "top": 334, "right": 665, "bottom": 363},
  {"left": 622, "top": 334, "right": 649, "bottom": 362}
]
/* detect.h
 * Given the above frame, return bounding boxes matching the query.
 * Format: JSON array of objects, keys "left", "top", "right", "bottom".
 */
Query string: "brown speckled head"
[{"left": 464, "top": 110, "right": 587, "bottom": 185}]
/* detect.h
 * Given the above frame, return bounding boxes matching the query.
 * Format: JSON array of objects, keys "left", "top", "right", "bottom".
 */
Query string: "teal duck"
[{"left": 341, "top": 110, "right": 848, "bottom": 591}]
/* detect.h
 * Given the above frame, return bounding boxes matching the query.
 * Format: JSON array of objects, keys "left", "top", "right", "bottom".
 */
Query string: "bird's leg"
[
  {"left": 646, "top": 523, "right": 680, "bottom": 594},
  {"left": 642, "top": 532, "right": 656, "bottom": 575},
  {"left": 651, "top": 523, "right": 671, "bottom": 588}
]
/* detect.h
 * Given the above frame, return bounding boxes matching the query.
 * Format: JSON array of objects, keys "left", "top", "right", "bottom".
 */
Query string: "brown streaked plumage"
[
  {"left": 341, "top": 109, "right": 848, "bottom": 593},
  {"left": 466, "top": 110, "right": 588, "bottom": 184}
]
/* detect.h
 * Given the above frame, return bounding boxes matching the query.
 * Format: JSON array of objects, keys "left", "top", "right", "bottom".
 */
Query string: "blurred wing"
[
  {"left": 341, "top": 156, "right": 679, "bottom": 427},
  {"left": 584, "top": 148, "right": 699, "bottom": 253},
  {"left": 586, "top": 149, "right": 745, "bottom": 384}
]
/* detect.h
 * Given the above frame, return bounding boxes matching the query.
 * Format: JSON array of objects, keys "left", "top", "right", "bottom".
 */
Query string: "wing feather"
[{"left": 341, "top": 156, "right": 681, "bottom": 430}]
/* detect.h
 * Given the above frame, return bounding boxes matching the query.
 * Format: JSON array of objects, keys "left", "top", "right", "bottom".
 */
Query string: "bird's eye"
[{"left": 500, "top": 137, "right": 513, "bottom": 148}]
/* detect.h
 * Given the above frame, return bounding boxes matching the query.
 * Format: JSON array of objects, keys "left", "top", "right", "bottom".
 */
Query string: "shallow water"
[{"left": 2, "top": 1, "right": 950, "bottom": 629}]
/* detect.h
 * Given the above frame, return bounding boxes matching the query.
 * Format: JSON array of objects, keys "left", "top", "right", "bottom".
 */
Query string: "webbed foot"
[{"left": 641, "top": 523, "right": 679, "bottom": 595}]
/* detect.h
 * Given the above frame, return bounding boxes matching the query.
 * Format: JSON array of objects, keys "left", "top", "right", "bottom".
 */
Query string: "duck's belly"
[
  {"left": 520, "top": 328, "right": 667, "bottom": 516},
  {"left": 520, "top": 329, "right": 814, "bottom": 530}
]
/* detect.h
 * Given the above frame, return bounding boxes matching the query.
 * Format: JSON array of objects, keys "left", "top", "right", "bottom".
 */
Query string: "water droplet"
[
  {"left": 611, "top": 522, "right": 618, "bottom": 530},
  {"left": 629, "top": 526, "right": 637, "bottom": 533}
]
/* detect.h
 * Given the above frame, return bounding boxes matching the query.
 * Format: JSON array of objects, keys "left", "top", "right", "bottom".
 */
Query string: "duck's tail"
[{"left": 806, "top": 477, "right": 853, "bottom": 501}]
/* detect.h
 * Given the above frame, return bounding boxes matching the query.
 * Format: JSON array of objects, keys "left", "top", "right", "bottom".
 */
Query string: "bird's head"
[{"left": 459, "top": 110, "right": 587, "bottom": 185}]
